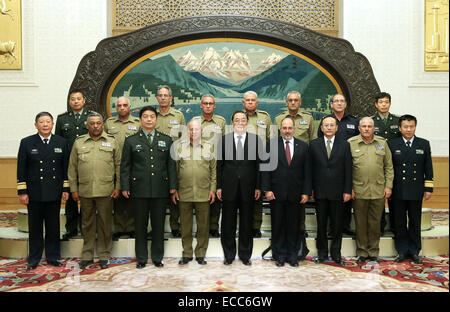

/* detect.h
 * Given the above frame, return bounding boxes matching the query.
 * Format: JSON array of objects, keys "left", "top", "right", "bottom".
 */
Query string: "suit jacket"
[
  {"left": 216, "top": 132, "right": 262, "bottom": 201},
  {"left": 309, "top": 136, "right": 352, "bottom": 200},
  {"left": 262, "top": 136, "right": 312, "bottom": 202},
  {"left": 17, "top": 134, "right": 70, "bottom": 202},
  {"left": 388, "top": 136, "right": 433, "bottom": 201},
  {"left": 120, "top": 129, "right": 177, "bottom": 198}
]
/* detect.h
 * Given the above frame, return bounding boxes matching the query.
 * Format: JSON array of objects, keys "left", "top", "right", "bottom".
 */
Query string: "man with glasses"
[
  {"left": 194, "top": 94, "right": 226, "bottom": 238},
  {"left": 104, "top": 97, "right": 140, "bottom": 241},
  {"left": 155, "top": 85, "right": 186, "bottom": 238}
]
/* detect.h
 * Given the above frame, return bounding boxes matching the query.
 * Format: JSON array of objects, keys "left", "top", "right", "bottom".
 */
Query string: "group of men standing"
[{"left": 17, "top": 86, "right": 433, "bottom": 270}]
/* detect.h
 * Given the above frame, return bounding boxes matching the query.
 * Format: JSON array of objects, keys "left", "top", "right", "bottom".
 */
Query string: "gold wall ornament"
[
  {"left": 112, "top": 0, "right": 339, "bottom": 37},
  {"left": 0, "top": 0, "right": 21, "bottom": 70},
  {"left": 425, "top": 0, "right": 449, "bottom": 71}
]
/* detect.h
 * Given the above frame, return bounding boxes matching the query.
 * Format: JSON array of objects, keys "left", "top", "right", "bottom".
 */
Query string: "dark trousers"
[
  {"left": 315, "top": 199, "right": 343, "bottom": 259},
  {"left": 113, "top": 195, "right": 135, "bottom": 233},
  {"left": 252, "top": 197, "right": 263, "bottom": 230},
  {"left": 168, "top": 200, "right": 180, "bottom": 231},
  {"left": 270, "top": 199, "right": 299, "bottom": 263},
  {"left": 297, "top": 203, "right": 309, "bottom": 257},
  {"left": 392, "top": 199, "right": 423, "bottom": 256},
  {"left": 27, "top": 201, "right": 61, "bottom": 264},
  {"left": 134, "top": 197, "right": 167, "bottom": 263},
  {"left": 64, "top": 193, "right": 80, "bottom": 235},
  {"left": 209, "top": 201, "right": 221, "bottom": 231},
  {"left": 380, "top": 199, "right": 396, "bottom": 234},
  {"left": 220, "top": 187, "right": 254, "bottom": 261},
  {"left": 343, "top": 199, "right": 352, "bottom": 231}
]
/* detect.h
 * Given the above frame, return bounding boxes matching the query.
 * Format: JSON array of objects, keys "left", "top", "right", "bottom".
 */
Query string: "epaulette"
[
  {"left": 299, "top": 111, "right": 312, "bottom": 116},
  {"left": 256, "top": 109, "right": 270, "bottom": 116},
  {"left": 75, "top": 134, "right": 88, "bottom": 141},
  {"left": 214, "top": 115, "right": 226, "bottom": 122},
  {"left": 347, "top": 136, "right": 359, "bottom": 142},
  {"left": 57, "top": 111, "right": 69, "bottom": 117},
  {"left": 155, "top": 130, "right": 171, "bottom": 139},
  {"left": 275, "top": 111, "right": 288, "bottom": 117}
]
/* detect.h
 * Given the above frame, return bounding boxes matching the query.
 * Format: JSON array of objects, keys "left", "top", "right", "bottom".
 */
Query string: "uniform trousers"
[
  {"left": 353, "top": 198, "right": 385, "bottom": 257},
  {"left": 80, "top": 197, "right": 113, "bottom": 261},
  {"left": 179, "top": 201, "right": 210, "bottom": 258},
  {"left": 343, "top": 200, "right": 353, "bottom": 231},
  {"left": 113, "top": 195, "right": 135, "bottom": 233},
  {"left": 27, "top": 201, "right": 61, "bottom": 264},
  {"left": 220, "top": 186, "right": 254, "bottom": 261},
  {"left": 391, "top": 199, "right": 422, "bottom": 256},
  {"left": 65, "top": 193, "right": 81, "bottom": 235},
  {"left": 270, "top": 199, "right": 299, "bottom": 263},
  {"left": 209, "top": 201, "right": 221, "bottom": 231},
  {"left": 252, "top": 197, "right": 263, "bottom": 230},
  {"left": 168, "top": 200, "right": 180, "bottom": 231},
  {"left": 134, "top": 197, "right": 167, "bottom": 263},
  {"left": 315, "top": 199, "right": 343, "bottom": 259},
  {"left": 380, "top": 199, "right": 396, "bottom": 234}
]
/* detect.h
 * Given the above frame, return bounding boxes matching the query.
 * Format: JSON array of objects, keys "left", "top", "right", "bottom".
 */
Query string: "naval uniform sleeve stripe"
[
  {"left": 424, "top": 181, "right": 434, "bottom": 187},
  {"left": 17, "top": 183, "right": 27, "bottom": 190},
  {"left": 63, "top": 181, "right": 70, "bottom": 188}
]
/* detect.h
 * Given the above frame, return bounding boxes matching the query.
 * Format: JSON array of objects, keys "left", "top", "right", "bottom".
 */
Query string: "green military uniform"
[
  {"left": 274, "top": 110, "right": 317, "bottom": 144},
  {"left": 372, "top": 112, "right": 401, "bottom": 141},
  {"left": 55, "top": 108, "right": 92, "bottom": 236},
  {"left": 156, "top": 107, "right": 186, "bottom": 233},
  {"left": 245, "top": 109, "right": 272, "bottom": 233},
  {"left": 120, "top": 129, "right": 177, "bottom": 264},
  {"left": 68, "top": 132, "right": 121, "bottom": 261},
  {"left": 176, "top": 140, "right": 216, "bottom": 258},
  {"left": 348, "top": 134, "right": 394, "bottom": 258},
  {"left": 195, "top": 114, "right": 226, "bottom": 233},
  {"left": 104, "top": 115, "right": 140, "bottom": 236}
]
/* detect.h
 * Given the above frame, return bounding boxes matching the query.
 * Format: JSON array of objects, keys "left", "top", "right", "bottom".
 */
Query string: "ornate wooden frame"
[{"left": 69, "top": 16, "right": 380, "bottom": 118}]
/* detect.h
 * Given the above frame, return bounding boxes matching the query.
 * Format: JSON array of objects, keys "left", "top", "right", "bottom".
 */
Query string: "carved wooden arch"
[{"left": 69, "top": 15, "right": 380, "bottom": 118}]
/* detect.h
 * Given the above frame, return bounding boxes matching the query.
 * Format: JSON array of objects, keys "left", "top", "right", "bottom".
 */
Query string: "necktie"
[
  {"left": 237, "top": 135, "right": 244, "bottom": 160},
  {"left": 75, "top": 113, "right": 80, "bottom": 122},
  {"left": 406, "top": 141, "right": 411, "bottom": 148},
  {"left": 148, "top": 133, "right": 153, "bottom": 144},
  {"left": 326, "top": 139, "right": 332, "bottom": 159},
  {"left": 43, "top": 138, "right": 49, "bottom": 144},
  {"left": 285, "top": 141, "right": 291, "bottom": 165}
]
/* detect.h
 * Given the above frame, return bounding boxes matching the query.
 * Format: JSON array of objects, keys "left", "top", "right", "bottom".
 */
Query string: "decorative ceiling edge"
[{"left": 70, "top": 15, "right": 379, "bottom": 118}]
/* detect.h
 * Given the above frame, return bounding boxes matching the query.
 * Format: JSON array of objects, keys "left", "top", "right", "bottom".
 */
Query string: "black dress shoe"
[
  {"left": 136, "top": 262, "right": 146, "bottom": 269},
  {"left": 368, "top": 256, "right": 379, "bottom": 263},
  {"left": 395, "top": 254, "right": 407, "bottom": 263},
  {"left": 297, "top": 248, "right": 310, "bottom": 261},
  {"left": 171, "top": 230, "right": 181, "bottom": 238},
  {"left": 289, "top": 260, "right": 299, "bottom": 267},
  {"left": 61, "top": 232, "right": 77, "bottom": 241},
  {"left": 112, "top": 232, "right": 122, "bottom": 241},
  {"left": 99, "top": 260, "right": 109, "bottom": 269},
  {"left": 411, "top": 254, "right": 423, "bottom": 264},
  {"left": 241, "top": 259, "right": 252, "bottom": 266},
  {"left": 27, "top": 263, "right": 38, "bottom": 270},
  {"left": 196, "top": 257, "right": 207, "bottom": 265},
  {"left": 47, "top": 260, "right": 62, "bottom": 267},
  {"left": 315, "top": 257, "right": 326, "bottom": 264},
  {"left": 333, "top": 258, "right": 344, "bottom": 266},
  {"left": 79, "top": 260, "right": 94, "bottom": 269},
  {"left": 356, "top": 257, "right": 367, "bottom": 264},
  {"left": 343, "top": 229, "right": 356, "bottom": 236},
  {"left": 209, "top": 230, "right": 220, "bottom": 238},
  {"left": 275, "top": 260, "right": 285, "bottom": 267},
  {"left": 178, "top": 257, "right": 193, "bottom": 265},
  {"left": 252, "top": 229, "right": 262, "bottom": 238},
  {"left": 154, "top": 261, "right": 164, "bottom": 267},
  {"left": 223, "top": 259, "right": 233, "bottom": 265}
]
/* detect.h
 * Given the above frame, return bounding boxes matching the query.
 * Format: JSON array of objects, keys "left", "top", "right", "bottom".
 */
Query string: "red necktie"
[{"left": 285, "top": 141, "right": 291, "bottom": 165}]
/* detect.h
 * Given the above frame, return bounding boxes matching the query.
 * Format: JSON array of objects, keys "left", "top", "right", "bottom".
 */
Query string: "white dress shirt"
[
  {"left": 39, "top": 134, "right": 52, "bottom": 144},
  {"left": 234, "top": 132, "right": 247, "bottom": 150},
  {"left": 403, "top": 136, "right": 415, "bottom": 146},
  {"left": 283, "top": 137, "right": 294, "bottom": 160},
  {"left": 324, "top": 135, "right": 335, "bottom": 150}
]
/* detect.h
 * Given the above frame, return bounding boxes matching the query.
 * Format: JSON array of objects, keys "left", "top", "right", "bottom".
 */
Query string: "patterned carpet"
[{"left": 0, "top": 256, "right": 447, "bottom": 292}]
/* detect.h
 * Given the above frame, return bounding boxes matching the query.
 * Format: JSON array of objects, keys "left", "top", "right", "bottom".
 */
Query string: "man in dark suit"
[
  {"left": 17, "top": 112, "right": 70, "bottom": 270},
  {"left": 216, "top": 111, "right": 262, "bottom": 266},
  {"left": 120, "top": 106, "right": 177, "bottom": 269},
  {"left": 309, "top": 116, "right": 352, "bottom": 265},
  {"left": 388, "top": 114, "right": 433, "bottom": 264},
  {"left": 262, "top": 116, "right": 311, "bottom": 267}
]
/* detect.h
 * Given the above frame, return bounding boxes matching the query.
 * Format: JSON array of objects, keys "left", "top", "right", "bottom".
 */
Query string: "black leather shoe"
[
  {"left": 223, "top": 259, "right": 233, "bottom": 265},
  {"left": 356, "top": 257, "right": 367, "bottom": 264},
  {"left": 275, "top": 260, "right": 285, "bottom": 267},
  {"left": 315, "top": 257, "right": 326, "bottom": 264},
  {"left": 61, "top": 232, "right": 77, "bottom": 241},
  {"left": 252, "top": 229, "right": 262, "bottom": 238},
  {"left": 241, "top": 259, "right": 252, "bottom": 266},
  {"left": 79, "top": 260, "right": 94, "bottom": 269},
  {"left": 178, "top": 257, "right": 193, "bottom": 265},
  {"left": 395, "top": 254, "right": 407, "bottom": 263},
  {"left": 343, "top": 229, "right": 355, "bottom": 236},
  {"left": 411, "top": 254, "right": 422, "bottom": 264},
  {"left": 298, "top": 249, "right": 310, "bottom": 261},
  {"left": 47, "top": 260, "right": 62, "bottom": 267},
  {"left": 209, "top": 230, "right": 220, "bottom": 238},
  {"left": 112, "top": 232, "right": 122, "bottom": 241},
  {"left": 171, "top": 230, "right": 181, "bottom": 238},
  {"left": 368, "top": 256, "right": 379, "bottom": 263},
  {"left": 27, "top": 263, "right": 38, "bottom": 270},
  {"left": 99, "top": 260, "right": 109, "bottom": 269},
  {"left": 333, "top": 258, "right": 344, "bottom": 266},
  {"left": 154, "top": 261, "right": 164, "bottom": 267},
  {"left": 289, "top": 260, "right": 299, "bottom": 267},
  {"left": 136, "top": 262, "right": 146, "bottom": 269},
  {"left": 196, "top": 257, "right": 207, "bottom": 265}
]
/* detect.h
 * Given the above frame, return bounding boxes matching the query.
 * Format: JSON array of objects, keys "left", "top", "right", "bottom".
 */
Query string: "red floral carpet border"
[{"left": 0, "top": 258, "right": 136, "bottom": 292}]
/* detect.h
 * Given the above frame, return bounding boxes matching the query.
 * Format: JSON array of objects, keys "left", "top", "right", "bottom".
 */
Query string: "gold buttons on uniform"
[
  {"left": 150, "top": 149, "right": 153, "bottom": 152},
  {"left": 40, "top": 177, "right": 43, "bottom": 180},
  {"left": 402, "top": 177, "right": 406, "bottom": 180},
  {"left": 133, "top": 177, "right": 136, "bottom": 181},
  {"left": 53, "top": 176, "right": 56, "bottom": 179},
  {"left": 53, "top": 160, "right": 55, "bottom": 163},
  {"left": 150, "top": 157, "right": 154, "bottom": 160},
  {"left": 151, "top": 165, "right": 154, "bottom": 168},
  {"left": 414, "top": 171, "right": 416, "bottom": 173},
  {"left": 40, "top": 169, "right": 43, "bottom": 172},
  {"left": 40, "top": 161, "right": 43, "bottom": 164},
  {"left": 403, "top": 163, "right": 406, "bottom": 166},
  {"left": 151, "top": 173, "right": 154, "bottom": 176},
  {"left": 414, "top": 163, "right": 416, "bottom": 166},
  {"left": 403, "top": 170, "right": 405, "bottom": 173}
]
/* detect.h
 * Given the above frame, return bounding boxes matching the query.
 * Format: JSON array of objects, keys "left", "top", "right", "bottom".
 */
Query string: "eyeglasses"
[
  {"left": 332, "top": 99, "right": 346, "bottom": 103},
  {"left": 157, "top": 94, "right": 171, "bottom": 98}
]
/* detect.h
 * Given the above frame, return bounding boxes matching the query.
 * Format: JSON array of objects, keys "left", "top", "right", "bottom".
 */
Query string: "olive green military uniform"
[
  {"left": 195, "top": 114, "right": 226, "bottom": 233},
  {"left": 245, "top": 109, "right": 272, "bottom": 232},
  {"left": 274, "top": 110, "right": 317, "bottom": 144},
  {"left": 68, "top": 132, "right": 121, "bottom": 261},
  {"left": 156, "top": 107, "right": 186, "bottom": 233},
  {"left": 55, "top": 109, "right": 92, "bottom": 237},
  {"left": 120, "top": 129, "right": 177, "bottom": 264},
  {"left": 104, "top": 116, "right": 140, "bottom": 235},
  {"left": 176, "top": 140, "right": 216, "bottom": 258},
  {"left": 348, "top": 134, "right": 394, "bottom": 258}
]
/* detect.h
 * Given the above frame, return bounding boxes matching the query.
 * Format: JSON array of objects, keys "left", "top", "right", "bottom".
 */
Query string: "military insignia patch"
[
  {"left": 101, "top": 142, "right": 112, "bottom": 147},
  {"left": 390, "top": 125, "right": 398, "bottom": 129},
  {"left": 128, "top": 125, "right": 137, "bottom": 130},
  {"left": 257, "top": 120, "right": 265, "bottom": 125},
  {"left": 375, "top": 145, "right": 385, "bottom": 150},
  {"left": 346, "top": 124, "right": 355, "bottom": 129},
  {"left": 299, "top": 120, "right": 308, "bottom": 125},
  {"left": 158, "top": 141, "right": 167, "bottom": 148},
  {"left": 416, "top": 149, "right": 424, "bottom": 154},
  {"left": 135, "top": 144, "right": 142, "bottom": 151},
  {"left": 394, "top": 150, "right": 401, "bottom": 154},
  {"left": 31, "top": 149, "right": 39, "bottom": 154},
  {"left": 169, "top": 120, "right": 179, "bottom": 125},
  {"left": 54, "top": 148, "right": 63, "bottom": 153}
]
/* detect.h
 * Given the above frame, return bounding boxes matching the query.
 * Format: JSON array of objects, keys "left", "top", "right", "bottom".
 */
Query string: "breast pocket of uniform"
[
  {"left": 99, "top": 146, "right": 114, "bottom": 160},
  {"left": 62, "top": 123, "right": 73, "bottom": 133},
  {"left": 77, "top": 147, "right": 91, "bottom": 162}
]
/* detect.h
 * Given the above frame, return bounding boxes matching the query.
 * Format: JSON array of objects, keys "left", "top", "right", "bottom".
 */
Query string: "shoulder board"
[
  {"left": 214, "top": 115, "right": 226, "bottom": 121},
  {"left": 171, "top": 108, "right": 183, "bottom": 114},
  {"left": 75, "top": 134, "right": 88, "bottom": 140},
  {"left": 106, "top": 134, "right": 115, "bottom": 138},
  {"left": 257, "top": 110, "right": 269, "bottom": 115},
  {"left": 57, "top": 111, "right": 69, "bottom": 117},
  {"left": 155, "top": 131, "right": 171, "bottom": 139},
  {"left": 300, "top": 111, "right": 312, "bottom": 115},
  {"left": 347, "top": 136, "right": 359, "bottom": 142},
  {"left": 275, "top": 111, "right": 288, "bottom": 117},
  {"left": 374, "top": 135, "right": 387, "bottom": 141},
  {"left": 105, "top": 116, "right": 116, "bottom": 121},
  {"left": 390, "top": 113, "right": 400, "bottom": 118}
]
